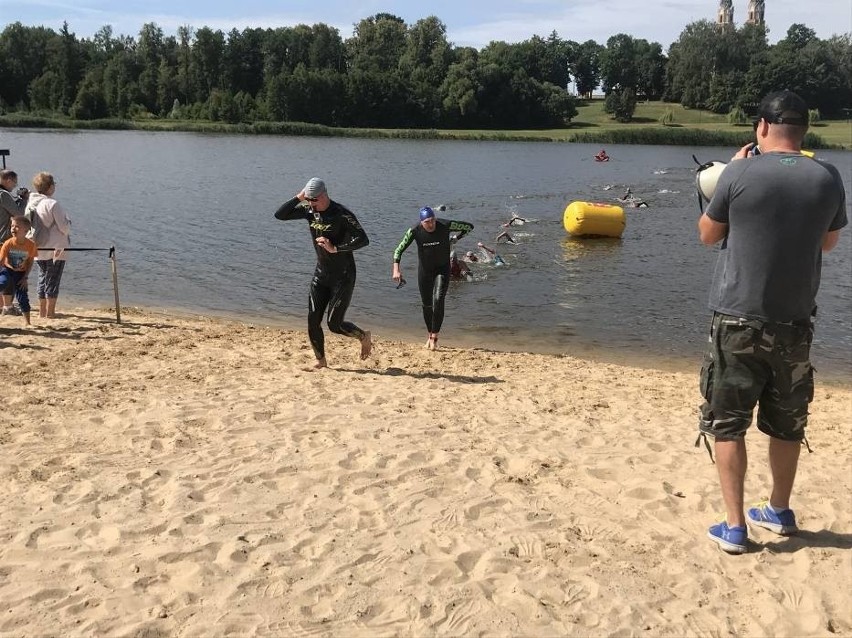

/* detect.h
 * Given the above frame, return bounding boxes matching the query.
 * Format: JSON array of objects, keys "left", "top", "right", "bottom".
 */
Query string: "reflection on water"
[
  {"left": 3, "top": 129, "right": 850, "bottom": 378},
  {"left": 561, "top": 236, "right": 623, "bottom": 261}
]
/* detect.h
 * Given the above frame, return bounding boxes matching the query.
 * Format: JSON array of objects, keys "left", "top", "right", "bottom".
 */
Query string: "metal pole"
[{"left": 109, "top": 246, "right": 121, "bottom": 324}]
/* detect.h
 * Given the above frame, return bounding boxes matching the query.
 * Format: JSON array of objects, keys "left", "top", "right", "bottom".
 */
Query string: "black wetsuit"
[
  {"left": 393, "top": 219, "right": 473, "bottom": 333},
  {"left": 275, "top": 197, "right": 369, "bottom": 359}
]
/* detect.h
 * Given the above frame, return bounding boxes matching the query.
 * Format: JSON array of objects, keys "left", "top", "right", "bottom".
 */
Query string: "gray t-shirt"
[{"left": 705, "top": 152, "right": 847, "bottom": 322}]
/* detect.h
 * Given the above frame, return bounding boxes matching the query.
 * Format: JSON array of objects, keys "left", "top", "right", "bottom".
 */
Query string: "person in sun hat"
[
  {"left": 274, "top": 177, "right": 372, "bottom": 369},
  {"left": 696, "top": 89, "right": 847, "bottom": 554},
  {"left": 391, "top": 206, "right": 473, "bottom": 350}
]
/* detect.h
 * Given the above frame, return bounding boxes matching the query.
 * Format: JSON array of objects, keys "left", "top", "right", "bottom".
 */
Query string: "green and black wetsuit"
[{"left": 393, "top": 218, "right": 473, "bottom": 333}]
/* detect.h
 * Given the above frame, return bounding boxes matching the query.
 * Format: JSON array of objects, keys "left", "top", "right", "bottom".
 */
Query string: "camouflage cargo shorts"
[{"left": 698, "top": 312, "right": 814, "bottom": 441}]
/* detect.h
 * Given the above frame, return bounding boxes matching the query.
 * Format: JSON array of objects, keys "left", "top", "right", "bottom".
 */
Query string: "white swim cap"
[{"left": 696, "top": 161, "right": 727, "bottom": 202}]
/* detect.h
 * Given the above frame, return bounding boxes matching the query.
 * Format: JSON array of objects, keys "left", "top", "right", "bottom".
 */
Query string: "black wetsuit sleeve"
[
  {"left": 393, "top": 227, "right": 416, "bottom": 264},
  {"left": 335, "top": 209, "right": 369, "bottom": 252},
  {"left": 448, "top": 220, "right": 474, "bottom": 241},
  {"left": 274, "top": 197, "right": 311, "bottom": 221}
]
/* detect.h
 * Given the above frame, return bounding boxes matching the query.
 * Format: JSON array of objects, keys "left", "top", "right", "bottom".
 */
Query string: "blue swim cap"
[{"left": 419, "top": 206, "right": 435, "bottom": 221}]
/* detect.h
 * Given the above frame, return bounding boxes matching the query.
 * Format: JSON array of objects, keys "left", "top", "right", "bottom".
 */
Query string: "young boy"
[{"left": 0, "top": 216, "right": 38, "bottom": 325}]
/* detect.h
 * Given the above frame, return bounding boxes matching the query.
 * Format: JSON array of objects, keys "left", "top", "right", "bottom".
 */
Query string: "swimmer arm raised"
[
  {"left": 274, "top": 197, "right": 311, "bottom": 221},
  {"left": 448, "top": 221, "right": 474, "bottom": 242}
]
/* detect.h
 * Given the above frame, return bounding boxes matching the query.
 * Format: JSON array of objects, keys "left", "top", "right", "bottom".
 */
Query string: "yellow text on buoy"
[{"left": 563, "top": 201, "right": 625, "bottom": 238}]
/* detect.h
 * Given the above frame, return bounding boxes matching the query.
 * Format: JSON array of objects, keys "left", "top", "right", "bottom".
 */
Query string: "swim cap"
[
  {"left": 303, "top": 177, "right": 327, "bottom": 198},
  {"left": 419, "top": 206, "right": 435, "bottom": 221}
]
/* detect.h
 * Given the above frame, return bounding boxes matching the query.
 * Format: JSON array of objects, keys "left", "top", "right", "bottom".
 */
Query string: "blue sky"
[{"left": 1, "top": 0, "right": 849, "bottom": 49}]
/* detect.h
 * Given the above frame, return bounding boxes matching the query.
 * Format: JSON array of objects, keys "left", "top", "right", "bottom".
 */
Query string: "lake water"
[{"left": 2, "top": 129, "right": 850, "bottom": 378}]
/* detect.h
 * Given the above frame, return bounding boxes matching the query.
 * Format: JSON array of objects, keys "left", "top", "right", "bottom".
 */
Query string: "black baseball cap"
[{"left": 757, "top": 89, "right": 809, "bottom": 126}]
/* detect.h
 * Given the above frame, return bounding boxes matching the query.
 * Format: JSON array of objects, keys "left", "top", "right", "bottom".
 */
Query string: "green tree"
[
  {"left": 440, "top": 50, "right": 479, "bottom": 125},
  {"left": 601, "top": 34, "right": 638, "bottom": 93},
  {"left": 223, "top": 28, "right": 266, "bottom": 97},
  {"left": 191, "top": 27, "right": 226, "bottom": 98},
  {"left": 571, "top": 40, "right": 603, "bottom": 98},
  {"left": 157, "top": 58, "right": 178, "bottom": 116},
  {"left": 604, "top": 87, "right": 637, "bottom": 122},
  {"left": 0, "top": 23, "right": 55, "bottom": 108},
  {"left": 137, "top": 23, "right": 164, "bottom": 112},
  {"left": 664, "top": 20, "right": 719, "bottom": 108},
  {"left": 176, "top": 25, "right": 194, "bottom": 104},
  {"left": 347, "top": 13, "right": 407, "bottom": 73},
  {"left": 635, "top": 40, "right": 666, "bottom": 99},
  {"left": 309, "top": 24, "right": 345, "bottom": 71},
  {"left": 28, "top": 71, "right": 63, "bottom": 112},
  {"left": 399, "top": 16, "right": 452, "bottom": 126},
  {"left": 70, "top": 68, "right": 108, "bottom": 119}
]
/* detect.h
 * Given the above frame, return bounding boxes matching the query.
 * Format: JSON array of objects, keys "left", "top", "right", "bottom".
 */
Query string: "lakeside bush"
[{"left": 728, "top": 107, "right": 748, "bottom": 126}]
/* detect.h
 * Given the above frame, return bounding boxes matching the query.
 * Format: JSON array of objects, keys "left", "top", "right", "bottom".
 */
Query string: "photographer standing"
[
  {"left": 0, "top": 169, "right": 30, "bottom": 310},
  {"left": 696, "top": 90, "right": 847, "bottom": 554},
  {"left": 274, "top": 177, "right": 371, "bottom": 370}
]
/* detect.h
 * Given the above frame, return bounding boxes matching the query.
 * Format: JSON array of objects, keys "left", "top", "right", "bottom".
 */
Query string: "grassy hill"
[{"left": 440, "top": 100, "right": 851, "bottom": 148}]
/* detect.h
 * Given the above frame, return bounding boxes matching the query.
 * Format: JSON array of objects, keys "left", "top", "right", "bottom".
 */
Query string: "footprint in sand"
[{"left": 435, "top": 599, "right": 486, "bottom": 634}]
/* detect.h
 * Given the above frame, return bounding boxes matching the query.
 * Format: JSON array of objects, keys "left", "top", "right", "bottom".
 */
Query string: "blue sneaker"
[
  {"left": 707, "top": 521, "right": 748, "bottom": 554},
  {"left": 747, "top": 501, "right": 798, "bottom": 535}
]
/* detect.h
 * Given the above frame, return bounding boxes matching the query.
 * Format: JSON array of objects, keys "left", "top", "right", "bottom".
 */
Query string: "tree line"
[{"left": 0, "top": 14, "right": 848, "bottom": 129}]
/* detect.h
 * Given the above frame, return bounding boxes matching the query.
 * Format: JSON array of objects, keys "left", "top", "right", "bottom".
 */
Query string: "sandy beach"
[{"left": 1, "top": 307, "right": 850, "bottom": 637}]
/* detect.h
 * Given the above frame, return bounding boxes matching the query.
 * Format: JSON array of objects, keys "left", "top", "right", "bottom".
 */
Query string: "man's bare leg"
[
  {"left": 715, "top": 438, "right": 747, "bottom": 527},
  {"left": 768, "top": 437, "right": 801, "bottom": 510}
]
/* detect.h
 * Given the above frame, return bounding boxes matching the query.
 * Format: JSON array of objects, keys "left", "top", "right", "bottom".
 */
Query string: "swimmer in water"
[
  {"left": 496, "top": 230, "right": 516, "bottom": 244},
  {"left": 476, "top": 242, "right": 506, "bottom": 266}
]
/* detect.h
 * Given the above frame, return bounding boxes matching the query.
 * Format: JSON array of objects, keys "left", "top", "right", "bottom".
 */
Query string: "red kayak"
[{"left": 594, "top": 156, "right": 610, "bottom": 162}]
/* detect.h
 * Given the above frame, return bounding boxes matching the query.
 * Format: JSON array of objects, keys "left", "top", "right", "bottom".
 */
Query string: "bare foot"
[
  {"left": 303, "top": 358, "right": 327, "bottom": 371},
  {"left": 360, "top": 331, "right": 372, "bottom": 360}
]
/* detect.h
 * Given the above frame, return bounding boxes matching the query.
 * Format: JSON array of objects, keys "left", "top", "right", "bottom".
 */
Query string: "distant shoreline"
[{"left": 1, "top": 114, "right": 846, "bottom": 149}]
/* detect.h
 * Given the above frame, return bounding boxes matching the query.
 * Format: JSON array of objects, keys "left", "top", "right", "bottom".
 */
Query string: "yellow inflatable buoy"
[{"left": 563, "top": 201, "right": 625, "bottom": 238}]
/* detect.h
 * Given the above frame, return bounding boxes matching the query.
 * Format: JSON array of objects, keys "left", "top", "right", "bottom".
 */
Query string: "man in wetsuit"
[
  {"left": 392, "top": 206, "right": 473, "bottom": 350},
  {"left": 274, "top": 177, "right": 371, "bottom": 369}
]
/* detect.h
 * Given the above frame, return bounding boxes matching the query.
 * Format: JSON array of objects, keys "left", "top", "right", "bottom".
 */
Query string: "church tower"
[
  {"left": 717, "top": 0, "right": 734, "bottom": 29},
  {"left": 746, "top": 0, "right": 765, "bottom": 26}
]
